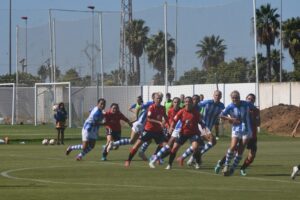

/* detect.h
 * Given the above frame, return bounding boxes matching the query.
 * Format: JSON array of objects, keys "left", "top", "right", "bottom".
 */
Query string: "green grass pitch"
[{"left": 0, "top": 125, "right": 300, "bottom": 200}]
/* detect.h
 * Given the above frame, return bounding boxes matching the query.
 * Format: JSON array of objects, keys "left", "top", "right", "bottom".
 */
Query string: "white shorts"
[
  {"left": 82, "top": 128, "right": 98, "bottom": 142},
  {"left": 132, "top": 121, "right": 144, "bottom": 134},
  {"left": 232, "top": 131, "right": 251, "bottom": 140},
  {"left": 171, "top": 129, "right": 180, "bottom": 138},
  {"left": 198, "top": 124, "right": 212, "bottom": 136}
]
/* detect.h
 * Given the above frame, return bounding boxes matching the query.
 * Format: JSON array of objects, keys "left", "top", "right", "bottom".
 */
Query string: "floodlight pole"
[
  {"left": 21, "top": 16, "right": 28, "bottom": 73},
  {"left": 99, "top": 12, "right": 104, "bottom": 98},
  {"left": 253, "top": 0, "right": 260, "bottom": 108},
  {"left": 9, "top": 0, "right": 12, "bottom": 75},
  {"left": 88, "top": 5, "right": 95, "bottom": 84},
  {"left": 280, "top": 0, "right": 282, "bottom": 82},
  {"left": 164, "top": 2, "right": 168, "bottom": 95}
]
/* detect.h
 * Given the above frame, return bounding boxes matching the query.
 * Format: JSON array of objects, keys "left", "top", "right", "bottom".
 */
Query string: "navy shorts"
[
  {"left": 176, "top": 134, "right": 201, "bottom": 145},
  {"left": 140, "top": 131, "right": 166, "bottom": 144},
  {"left": 106, "top": 128, "right": 121, "bottom": 141}
]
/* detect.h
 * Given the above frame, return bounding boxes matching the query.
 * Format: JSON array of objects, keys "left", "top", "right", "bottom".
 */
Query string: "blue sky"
[{"left": 0, "top": 0, "right": 299, "bottom": 81}]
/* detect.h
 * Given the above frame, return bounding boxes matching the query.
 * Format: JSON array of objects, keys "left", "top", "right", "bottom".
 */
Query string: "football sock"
[
  {"left": 140, "top": 141, "right": 150, "bottom": 153},
  {"left": 78, "top": 145, "right": 93, "bottom": 157},
  {"left": 200, "top": 142, "right": 213, "bottom": 154},
  {"left": 156, "top": 145, "right": 170, "bottom": 158},
  {"left": 225, "top": 149, "right": 234, "bottom": 166},
  {"left": 70, "top": 144, "right": 83, "bottom": 150},
  {"left": 231, "top": 154, "right": 242, "bottom": 170},
  {"left": 113, "top": 138, "right": 131, "bottom": 146},
  {"left": 181, "top": 146, "right": 193, "bottom": 159},
  {"left": 128, "top": 148, "right": 138, "bottom": 161}
]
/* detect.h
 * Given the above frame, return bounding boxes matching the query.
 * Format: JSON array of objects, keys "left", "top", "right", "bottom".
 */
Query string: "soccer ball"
[
  {"left": 49, "top": 139, "right": 56, "bottom": 145},
  {"left": 42, "top": 138, "right": 49, "bottom": 145},
  {"left": 52, "top": 104, "right": 58, "bottom": 111}
]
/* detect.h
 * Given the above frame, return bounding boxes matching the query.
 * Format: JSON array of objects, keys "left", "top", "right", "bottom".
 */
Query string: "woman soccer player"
[
  {"left": 101, "top": 103, "right": 132, "bottom": 160},
  {"left": 65, "top": 98, "right": 106, "bottom": 160},
  {"left": 219, "top": 90, "right": 255, "bottom": 176}
]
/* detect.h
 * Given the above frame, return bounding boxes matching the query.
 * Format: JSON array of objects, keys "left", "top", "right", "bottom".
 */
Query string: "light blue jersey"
[
  {"left": 199, "top": 100, "right": 225, "bottom": 130},
  {"left": 136, "top": 101, "right": 154, "bottom": 124},
  {"left": 221, "top": 101, "right": 254, "bottom": 135},
  {"left": 83, "top": 106, "right": 104, "bottom": 133}
]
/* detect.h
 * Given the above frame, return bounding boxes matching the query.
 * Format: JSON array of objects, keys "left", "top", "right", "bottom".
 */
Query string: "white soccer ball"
[
  {"left": 52, "top": 104, "right": 58, "bottom": 111},
  {"left": 49, "top": 139, "right": 56, "bottom": 145},
  {"left": 42, "top": 138, "right": 49, "bottom": 145}
]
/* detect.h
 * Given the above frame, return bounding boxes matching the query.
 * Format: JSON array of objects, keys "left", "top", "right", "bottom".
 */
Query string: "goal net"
[
  {"left": 0, "top": 83, "right": 15, "bottom": 125},
  {"left": 34, "top": 82, "right": 71, "bottom": 127}
]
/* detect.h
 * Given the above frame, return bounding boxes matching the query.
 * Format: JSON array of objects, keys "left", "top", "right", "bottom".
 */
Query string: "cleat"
[
  {"left": 214, "top": 164, "right": 221, "bottom": 174},
  {"left": 156, "top": 158, "right": 164, "bottom": 165},
  {"left": 66, "top": 146, "right": 72, "bottom": 155},
  {"left": 222, "top": 165, "right": 230, "bottom": 176},
  {"left": 240, "top": 169, "right": 247, "bottom": 176},
  {"left": 291, "top": 166, "right": 299, "bottom": 180},
  {"left": 176, "top": 156, "right": 184, "bottom": 167},
  {"left": 76, "top": 155, "right": 82, "bottom": 161},
  {"left": 138, "top": 151, "right": 148, "bottom": 161},
  {"left": 101, "top": 156, "right": 107, "bottom": 161},
  {"left": 106, "top": 141, "right": 113, "bottom": 153},
  {"left": 194, "top": 163, "right": 200, "bottom": 170},
  {"left": 149, "top": 161, "right": 156, "bottom": 169},
  {"left": 165, "top": 164, "right": 172, "bottom": 170},
  {"left": 187, "top": 156, "right": 195, "bottom": 167},
  {"left": 124, "top": 160, "right": 131, "bottom": 167}
]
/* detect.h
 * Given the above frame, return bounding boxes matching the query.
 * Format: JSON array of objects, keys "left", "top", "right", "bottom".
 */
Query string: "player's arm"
[
  {"left": 120, "top": 112, "right": 133, "bottom": 127},
  {"left": 128, "top": 103, "right": 136, "bottom": 114}
]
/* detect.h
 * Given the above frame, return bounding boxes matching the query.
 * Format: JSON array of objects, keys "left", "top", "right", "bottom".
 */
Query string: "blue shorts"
[
  {"left": 140, "top": 131, "right": 166, "bottom": 144},
  {"left": 176, "top": 134, "right": 201, "bottom": 145},
  {"left": 106, "top": 128, "right": 121, "bottom": 141}
]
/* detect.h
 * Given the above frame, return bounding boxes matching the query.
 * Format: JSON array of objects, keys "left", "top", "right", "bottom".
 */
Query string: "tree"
[
  {"left": 282, "top": 17, "right": 300, "bottom": 80},
  {"left": 61, "top": 69, "right": 82, "bottom": 86},
  {"left": 125, "top": 19, "right": 149, "bottom": 85},
  {"left": 195, "top": 35, "right": 227, "bottom": 70},
  {"left": 255, "top": 3, "right": 280, "bottom": 81},
  {"left": 145, "top": 31, "right": 175, "bottom": 85},
  {"left": 37, "top": 65, "right": 49, "bottom": 82},
  {"left": 270, "top": 49, "right": 281, "bottom": 81},
  {"left": 176, "top": 68, "right": 207, "bottom": 85}
]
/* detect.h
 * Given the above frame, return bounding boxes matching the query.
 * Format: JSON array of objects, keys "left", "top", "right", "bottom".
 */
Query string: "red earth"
[{"left": 260, "top": 104, "right": 300, "bottom": 136}]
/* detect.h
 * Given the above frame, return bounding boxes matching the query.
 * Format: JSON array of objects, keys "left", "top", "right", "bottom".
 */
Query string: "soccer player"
[
  {"left": 54, "top": 102, "right": 68, "bottom": 145},
  {"left": 101, "top": 103, "right": 132, "bottom": 161},
  {"left": 106, "top": 93, "right": 158, "bottom": 159},
  {"left": 125, "top": 93, "right": 168, "bottom": 167},
  {"left": 291, "top": 165, "right": 300, "bottom": 179},
  {"left": 65, "top": 98, "right": 106, "bottom": 160},
  {"left": 214, "top": 93, "right": 260, "bottom": 176},
  {"left": 128, "top": 96, "right": 143, "bottom": 117},
  {"left": 164, "top": 93, "right": 172, "bottom": 115},
  {"left": 180, "top": 91, "right": 225, "bottom": 167},
  {"left": 149, "top": 96, "right": 203, "bottom": 170},
  {"left": 219, "top": 90, "right": 254, "bottom": 176}
]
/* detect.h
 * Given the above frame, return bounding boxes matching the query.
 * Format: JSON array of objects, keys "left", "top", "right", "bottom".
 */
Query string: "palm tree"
[
  {"left": 145, "top": 31, "right": 176, "bottom": 85},
  {"left": 195, "top": 35, "right": 227, "bottom": 70},
  {"left": 255, "top": 3, "right": 280, "bottom": 81},
  {"left": 125, "top": 19, "right": 149, "bottom": 85},
  {"left": 270, "top": 49, "right": 281, "bottom": 81},
  {"left": 282, "top": 17, "right": 300, "bottom": 75}
]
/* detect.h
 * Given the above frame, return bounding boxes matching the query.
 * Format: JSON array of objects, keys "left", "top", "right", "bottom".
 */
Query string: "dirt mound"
[{"left": 260, "top": 104, "right": 300, "bottom": 136}]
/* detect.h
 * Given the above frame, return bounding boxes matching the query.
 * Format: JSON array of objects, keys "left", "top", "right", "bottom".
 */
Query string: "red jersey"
[
  {"left": 104, "top": 111, "right": 128, "bottom": 131},
  {"left": 144, "top": 104, "right": 166, "bottom": 133},
  {"left": 250, "top": 107, "right": 260, "bottom": 139},
  {"left": 174, "top": 108, "right": 200, "bottom": 136},
  {"left": 167, "top": 107, "right": 181, "bottom": 129}
]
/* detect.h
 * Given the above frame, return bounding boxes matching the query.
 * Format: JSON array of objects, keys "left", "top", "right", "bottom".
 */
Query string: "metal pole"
[
  {"left": 34, "top": 84, "right": 37, "bottom": 126},
  {"left": 53, "top": 19, "right": 56, "bottom": 83},
  {"left": 15, "top": 26, "right": 19, "bottom": 124},
  {"left": 99, "top": 12, "right": 104, "bottom": 98},
  {"left": 280, "top": 0, "right": 282, "bottom": 82},
  {"left": 253, "top": 0, "right": 260, "bottom": 107},
  {"left": 68, "top": 82, "right": 72, "bottom": 128},
  {"left": 12, "top": 83, "right": 15, "bottom": 125},
  {"left": 9, "top": 0, "right": 12, "bottom": 75},
  {"left": 88, "top": 6, "right": 95, "bottom": 83},
  {"left": 49, "top": 9, "right": 54, "bottom": 83},
  {"left": 25, "top": 18, "right": 28, "bottom": 73},
  {"left": 175, "top": 0, "right": 178, "bottom": 81},
  {"left": 164, "top": 2, "right": 168, "bottom": 95}
]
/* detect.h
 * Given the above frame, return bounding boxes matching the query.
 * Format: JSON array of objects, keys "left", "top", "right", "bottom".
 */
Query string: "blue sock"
[
  {"left": 156, "top": 145, "right": 170, "bottom": 158},
  {"left": 231, "top": 154, "right": 242, "bottom": 170},
  {"left": 140, "top": 142, "right": 150, "bottom": 153},
  {"left": 200, "top": 142, "right": 213, "bottom": 154},
  {"left": 225, "top": 149, "right": 234, "bottom": 166},
  {"left": 182, "top": 146, "right": 193, "bottom": 159},
  {"left": 70, "top": 144, "right": 82, "bottom": 150},
  {"left": 78, "top": 145, "right": 93, "bottom": 158},
  {"left": 113, "top": 138, "right": 131, "bottom": 146}
]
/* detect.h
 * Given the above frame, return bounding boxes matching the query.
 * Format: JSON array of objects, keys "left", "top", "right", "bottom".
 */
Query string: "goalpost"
[
  {"left": 0, "top": 83, "right": 15, "bottom": 125},
  {"left": 34, "top": 82, "right": 71, "bottom": 127}
]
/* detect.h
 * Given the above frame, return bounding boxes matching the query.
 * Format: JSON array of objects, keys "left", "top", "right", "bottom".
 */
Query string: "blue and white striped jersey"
[
  {"left": 83, "top": 106, "right": 104, "bottom": 133},
  {"left": 221, "top": 100, "right": 254, "bottom": 134},
  {"left": 199, "top": 100, "right": 225, "bottom": 130},
  {"left": 136, "top": 101, "right": 154, "bottom": 124}
]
